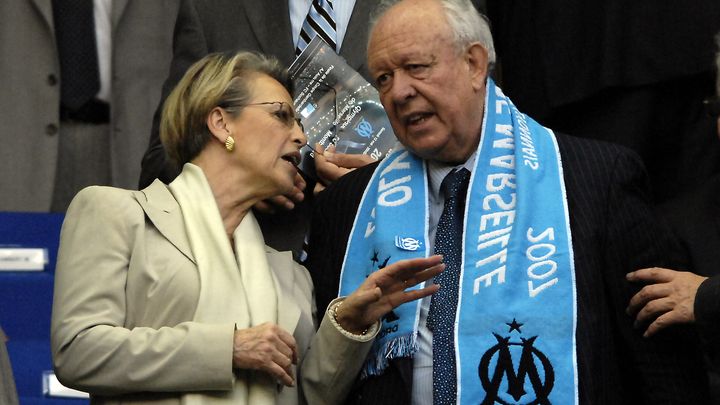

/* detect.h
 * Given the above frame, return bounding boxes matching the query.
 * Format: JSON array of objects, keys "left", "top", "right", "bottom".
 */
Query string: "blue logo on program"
[{"left": 354, "top": 117, "right": 373, "bottom": 138}]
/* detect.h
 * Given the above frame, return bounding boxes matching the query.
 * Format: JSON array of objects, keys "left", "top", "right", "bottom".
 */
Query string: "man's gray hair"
[{"left": 369, "top": 0, "right": 496, "bottom": 67}]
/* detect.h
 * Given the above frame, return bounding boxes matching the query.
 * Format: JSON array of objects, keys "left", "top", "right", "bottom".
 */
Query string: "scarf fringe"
[{"left": 360, "top": 332, "right": 417, "bottom": 379}]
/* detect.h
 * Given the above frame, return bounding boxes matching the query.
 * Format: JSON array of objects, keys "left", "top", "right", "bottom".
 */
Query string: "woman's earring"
[{"left": 225, "top": 135, "right": 235, "bottom": 152}]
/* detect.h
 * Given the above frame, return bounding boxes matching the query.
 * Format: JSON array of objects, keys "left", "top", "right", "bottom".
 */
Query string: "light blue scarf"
[{"left": 338, "top": 80, "right": 578, "bottom": 404}]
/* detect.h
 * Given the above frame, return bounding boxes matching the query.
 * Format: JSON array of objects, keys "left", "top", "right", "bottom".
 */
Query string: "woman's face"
[{"left": 226, "top": 74, "right": 307, "bottom": 197}]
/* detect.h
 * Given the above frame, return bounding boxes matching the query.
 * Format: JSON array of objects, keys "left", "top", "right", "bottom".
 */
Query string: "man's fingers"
[
  {"left": 313, "top": 182, "right": 326, "bottom": 195},
  {"left": 643, "top": 310, "right": 681, "bottom": 338},
  {"left": 325, "top": 150, "right": 377, "bottom": 169},
  {"left": 627, "top": 284, "right": 669, "bottom": 315},
  {"left": 634, "top": 296, "right": 673, "bottom": 323},
  {"left": 626, "top": 267, "right": 676, "bottom": 283},
  {"left": 315, "top": 157, "right": 351, "bottom": 185}
]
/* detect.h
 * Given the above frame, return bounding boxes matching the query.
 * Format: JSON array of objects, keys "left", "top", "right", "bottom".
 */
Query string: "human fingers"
[
  {"left": 313, "top": 181, "right": 326, "bottom": 195},
  {"left": 400, "top": 263, "right": 445, "bottom": 289},
  {"left": 275, "top": 327, "right": 298, "bottom": 365},
  {"left": 626, "top": 267, "right": 677, "bottom": 283},
  {"left": 293, "top": 172, "right": 307, "bottom": 194},
  {"left": 379, "top": 255, "right": 444, "bottom": 284},
  {"left": 324, "top": 149, "right": 377, "bottom": 169},
  {"left": 396, "top": 282, "right": 440, "bottom": 305},
  {"left": 315, "top": 152, "right": 351, "bottom": 185},
  {"left": 232, "top": 324, "right": 296, "bottom": 386},
  {"left": 253, "top": 200, "right": 276, "bottom": 214},
  {"left": 253, "top": 192, "right": 302, "bottom": 213},
  {"left": 626, "top": 283, "right": 671, "bottom": 315},
  {"left": 643, "top": 310, "right": 685, "bottom": 338},
  {"left": 634, "top": 296, "right": 674, "bottom": 324}
]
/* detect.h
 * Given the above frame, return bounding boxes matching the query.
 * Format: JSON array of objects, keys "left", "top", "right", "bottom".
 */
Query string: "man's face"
[{"left": 367, "top": 0, "right": 488, "bottom": 164}]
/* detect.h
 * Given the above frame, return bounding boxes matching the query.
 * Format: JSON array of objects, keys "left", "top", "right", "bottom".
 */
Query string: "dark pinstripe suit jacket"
[{"left": 306, "top": 133, "right": 709, "bottom": 404}]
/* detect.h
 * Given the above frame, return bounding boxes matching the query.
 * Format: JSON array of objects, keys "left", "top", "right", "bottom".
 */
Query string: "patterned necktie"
[
  {"left": 295, "top": 0, "right": 337, "bottom": 56},
  {"left": 52, "top": 0, "right": 100, "bottom": 110},
  {"left": 427, "top": 168, "right": 471, "bottom": 405}
]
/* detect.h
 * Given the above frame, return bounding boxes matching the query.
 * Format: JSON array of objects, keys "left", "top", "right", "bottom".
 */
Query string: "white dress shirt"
[
  {"left": 93, "top": 0, "right": 112, "bottom": 102},
  {"left": 412, "top": 153, "right": 476, "bottom": 404}
]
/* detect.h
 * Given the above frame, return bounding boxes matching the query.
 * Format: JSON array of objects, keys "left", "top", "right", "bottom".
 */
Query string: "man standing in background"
[{"left": 0, "top": 0, "right": 177, "bottom": 212}]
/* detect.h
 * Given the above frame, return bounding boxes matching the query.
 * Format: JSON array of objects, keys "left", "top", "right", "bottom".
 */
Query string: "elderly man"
[{"left": 305, "top": 0, "right": 708, "bottom": 403}]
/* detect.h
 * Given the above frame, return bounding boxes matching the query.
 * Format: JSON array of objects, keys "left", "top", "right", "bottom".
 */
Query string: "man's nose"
[{"left": 388, "top": 71, "right": 417, "bottom": 104}]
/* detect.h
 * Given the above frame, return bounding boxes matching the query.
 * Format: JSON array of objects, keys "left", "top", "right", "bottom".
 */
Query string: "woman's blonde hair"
[{"left": 160, "top": 52, "right": 291, "bottom": 168}]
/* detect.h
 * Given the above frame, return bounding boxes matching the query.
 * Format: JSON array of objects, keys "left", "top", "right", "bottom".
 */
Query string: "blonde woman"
[{"left": 51, "top": 52, "right": 443, "bottom": 405}]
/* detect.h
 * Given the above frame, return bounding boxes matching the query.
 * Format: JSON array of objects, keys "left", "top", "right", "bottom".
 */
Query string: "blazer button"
[
  {"left": 46, "top": 124, "right": 58, "bottom": 136},
  {"left": 47, "top": 74, "right": 58, "bottom": 86}
]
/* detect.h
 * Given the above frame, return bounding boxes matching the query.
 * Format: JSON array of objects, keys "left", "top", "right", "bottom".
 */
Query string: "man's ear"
[
  {"left": 207, "top": 106, "right": 231, "bottom": 143},
  {"left": 466, "top": 42, "right": 489, "bottom": 91}
]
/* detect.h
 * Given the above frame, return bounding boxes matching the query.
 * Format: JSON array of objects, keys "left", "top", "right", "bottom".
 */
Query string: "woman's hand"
[
  {"left": 336, "top": 255, "right": 445, "bottom": 334},
  {"left": 253, "top": 173, "right": 306, "bottom": 213},
  {"left": 232, "top": 322, "right": 298, "bottom": 386}
]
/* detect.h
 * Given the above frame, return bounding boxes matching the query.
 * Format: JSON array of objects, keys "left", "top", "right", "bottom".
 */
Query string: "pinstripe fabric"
[{"left": 306, "top": 133, "right": 709, "bottom": 404}]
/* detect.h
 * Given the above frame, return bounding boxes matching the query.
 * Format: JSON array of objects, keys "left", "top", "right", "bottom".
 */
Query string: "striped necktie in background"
[{"left": 295, "top": 0, "right": 337, "bottom": 56}]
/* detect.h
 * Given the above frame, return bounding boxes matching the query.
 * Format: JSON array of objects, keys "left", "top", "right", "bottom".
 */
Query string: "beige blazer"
[
  {"left": 0, "top": 0, "right": 177, "bottom": 211},
  {"left": 51, "top": 181, "right": 372, "bottom": 404}
]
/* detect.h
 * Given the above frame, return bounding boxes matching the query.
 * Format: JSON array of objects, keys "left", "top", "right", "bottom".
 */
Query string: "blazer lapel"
[
  {"left": 266, "top": 249, "right": 301, "bottom": 333},
  {"left": 111, "top": 0, "right": 129, "bottom": 30},
  {"left": 340, "top": 0, "right": 377, "bottom": 76},
  {"left": 241, "top": 0, "right": 295, "bottom": 66},
  {"left": 133, "top": 181, "right": 196, "bottom": 265},
  {"left": 31, "top": 0, "right": 54, "bottom": 32}
]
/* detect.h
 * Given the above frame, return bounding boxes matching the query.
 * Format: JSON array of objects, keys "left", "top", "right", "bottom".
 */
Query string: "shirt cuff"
[{"left": 326, "top": 297, "right": 380, "bottom": 342}]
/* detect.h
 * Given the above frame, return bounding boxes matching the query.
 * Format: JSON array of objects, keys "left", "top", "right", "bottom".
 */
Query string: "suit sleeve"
[
  {"left": 51, "top": 187, "right": 235, "bottom": 395},
  {"left": 300, "top": 298, "right": 378, "bottom": 405},
  {"left": 603, "top": 149, "right": 709, "bottom": 403},
  {"left": 695, "top": 276, "right": 720, "bottom": 361},
  {"left": 138, "top": 0, "right": 209, "bottom": 188}
]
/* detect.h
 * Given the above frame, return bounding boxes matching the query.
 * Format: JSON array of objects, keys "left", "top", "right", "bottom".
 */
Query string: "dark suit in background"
[
  {"left": 486, "top": 1, "right": 720, "bottom": 202},
  {"left": 658, "top": 174, "right": 720, "bottom": 400},
  {"left": 306, "top": 134, "right": 708, "bottom": 404},
  {"left": 138, "top": 0, "right": 379, "bottom": 254}
]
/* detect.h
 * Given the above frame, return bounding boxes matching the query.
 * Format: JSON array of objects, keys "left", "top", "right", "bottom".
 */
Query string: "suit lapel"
[
  {"left": 133, "top": 181, "right": 196, "bottom": 265},
  {"left": 266, "top": 249, "right": 301, "bottom": 333},
  {"left": 111, "top": 0, "right": 129, "bottom": 30},
  {"left": 339, "top": 0, "right": 376, "bottom": 75},
  {"left": 31, "top": 0, "right": 54, "bottom": 32},
  {"left": 241, "top": 0, "right": 295, "bottom": 66}
]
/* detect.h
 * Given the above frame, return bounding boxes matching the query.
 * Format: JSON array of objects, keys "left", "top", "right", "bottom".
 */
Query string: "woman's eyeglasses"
[{"left": 245, "top": 101, "right": 304, "bottom": 131}]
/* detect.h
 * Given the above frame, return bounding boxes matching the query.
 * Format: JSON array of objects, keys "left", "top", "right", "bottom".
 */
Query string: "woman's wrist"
[{"left": 332, "top": 300, "right": 370, "bottom": 335}]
